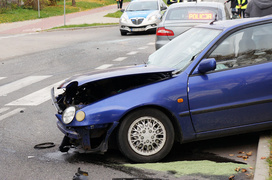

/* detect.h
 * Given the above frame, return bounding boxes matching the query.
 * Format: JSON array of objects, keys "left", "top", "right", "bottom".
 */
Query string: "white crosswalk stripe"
[
  {"left": 6, "top": 81, "right": 64, "bottom": 106},
  {"left": 0, "top": 108, "right": 25, "bottom": 121},
  {"left": 113, "top": 57, "right": 127, "bottom": 62},
  {"left": 95, "top": 64, "right": 113, "bottom": 70},
  {"left": 0, "top": 107, "right": 9, "bottom": 114},
  {"left": 0, "top": 75, "right": 63, "bottom": 121},
  {"left": 0, "top": 76, "right": 51, "bottom": 96}
]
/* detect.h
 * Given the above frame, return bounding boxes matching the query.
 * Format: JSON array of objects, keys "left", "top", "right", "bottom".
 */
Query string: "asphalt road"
[{"left": 0, "top": 26, "right": 258, "bottom": 179}]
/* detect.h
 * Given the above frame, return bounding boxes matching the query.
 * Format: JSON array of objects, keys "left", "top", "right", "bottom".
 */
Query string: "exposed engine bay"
[{"left": 56, "top": 72, "right": 172, "bottom": 112}]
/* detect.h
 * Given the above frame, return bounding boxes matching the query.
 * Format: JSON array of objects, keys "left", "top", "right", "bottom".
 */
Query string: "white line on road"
[
  {"left": 127, "top": 51, "right": 138, "bottom": 55},
  {"left": 95, "top": 64, "right": 113, "bottom": 70},
  {"left": 0, "top": 107, "right": 9, "bottom": 114},
  {"left": 113, "top": 57, "right": 127, "bottom": 62},
  {"left": 147, "top": 42, "right": 155, "bottom": 46},
  {"left": 0, "top": 77, "right": 6, "bottom": 80},
  {"left": 0, "top": 33, "right": 38, "bottom": 40},
  {"left": 0, "top": 108, "right": 25, "bottom": 122},
  {"left": 0, "top": 76, "right": 52, "bottom": 96},
  {"left": 138, "top": 46, "right": 148, "bottom": 50},
  {"left": 6, "top": 81, "right": 63, "bottom": 106}
]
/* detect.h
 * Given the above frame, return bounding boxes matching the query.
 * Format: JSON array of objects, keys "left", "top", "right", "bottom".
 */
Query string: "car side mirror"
[
  {"left": 121, "top": 9, "right": 125, "bottom": 13},
  {"left": 161, "top": 6, "right": 167, "bottom": 11},
  {"left": 193, "top": 58, "right": 216, "bottom": 75}
]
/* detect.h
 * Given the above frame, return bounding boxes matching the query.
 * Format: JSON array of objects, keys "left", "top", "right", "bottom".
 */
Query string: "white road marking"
[
  {"left": 0, "top": 33, "right": 38, "bottom": 40},
  {"left": 6, "top": 81, "right": 63, "bottom": 106},
  {"left": 113, "top": 57, "right": 127, "bottom": 62},
  {"left": 0, "top": 76, "right": 51, "bottom": 96},
  {"left": 147, "top": 42, "right": 155, "bottom": 45},
  {"left": 138, "top": 46, "right": 148, "bottom": 50},
  {"left": 0, "top": 108, "right": 25, "bottom": 121},
  {"left": 0, "top": 77, "right": 6, "bottom": 80},
  {"left": 95, "top": 64, "right": 113, "bottom": 70},
  {"left": 0, "top": 107, "right": 9, "bottom": 114},
  {"left": 127, "top": 51, "right": 138, "bottom": 55}
]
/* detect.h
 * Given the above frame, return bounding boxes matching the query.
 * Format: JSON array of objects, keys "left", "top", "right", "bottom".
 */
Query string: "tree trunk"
[{"left": 72, "top": 0, "right": 76, "bottom": 7}]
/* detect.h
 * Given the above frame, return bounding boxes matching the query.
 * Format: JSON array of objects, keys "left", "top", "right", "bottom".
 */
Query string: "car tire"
[
  {"left": 118, "top": 108, "right": 174, "bottom": 163},
  {"left": 120, "top": 31, "right": 127, "bottom": 36}
]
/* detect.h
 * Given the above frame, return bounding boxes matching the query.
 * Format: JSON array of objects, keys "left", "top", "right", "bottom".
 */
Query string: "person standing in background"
[
  {"left": 116, "top": 0, "right": 123, "bottom": 9},
  {"left": 117, "top": 0, "right": 120, "bottom": 9},
  {"left": 225, "top": 0, "right": 238, "bottom": 18},
  {"left": 236, "top": 0, "right": 248, "bottom": 18},
  {"left": 245, "top": 0, "right": 272, "bottom": 17},
  {"left": 119, "top": 0, "right": 123, "bottom": 9}
]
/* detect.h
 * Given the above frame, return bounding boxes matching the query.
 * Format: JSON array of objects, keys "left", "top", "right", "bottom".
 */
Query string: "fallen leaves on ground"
[{"left": 229, "top": 175, "right": 235, "bottom": 180}]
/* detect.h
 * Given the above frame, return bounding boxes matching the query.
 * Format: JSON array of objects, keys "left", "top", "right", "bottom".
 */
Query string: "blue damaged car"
[
  {"left": 51, "top": 15, "right": 272, "bottom": 163},
  {"left": 119, "top": 0, "right": 167, "bottom": 35}
]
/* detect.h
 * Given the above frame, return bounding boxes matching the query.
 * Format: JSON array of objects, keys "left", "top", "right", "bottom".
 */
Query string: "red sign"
[{"left": 188, "top": 13, "right": 213, "bottom": 20}]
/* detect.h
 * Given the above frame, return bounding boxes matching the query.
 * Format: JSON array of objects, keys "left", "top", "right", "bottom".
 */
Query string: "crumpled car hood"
[
  {"left": 55, "top": 65, "right": 174, "bottom": 111},
  {"left": 58, "top": 65, "right": 174, "bottom": 89}
]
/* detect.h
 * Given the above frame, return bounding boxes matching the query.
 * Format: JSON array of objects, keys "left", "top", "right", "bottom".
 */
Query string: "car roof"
[
  {"left": 195, "top": 15, "right": 272, "bottom": 30},
  {"left": 169, "top": 2, "right": 225, "bottom": 9}
]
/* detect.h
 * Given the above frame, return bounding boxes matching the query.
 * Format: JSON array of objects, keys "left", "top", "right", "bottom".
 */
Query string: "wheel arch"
[{"left": 109, "top": 105, "right": 183, "bottom": 147}]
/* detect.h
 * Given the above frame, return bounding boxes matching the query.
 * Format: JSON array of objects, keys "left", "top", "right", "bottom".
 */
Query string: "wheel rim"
[{"left": 128, "top": 116, "right": 167, "bottom": 156}]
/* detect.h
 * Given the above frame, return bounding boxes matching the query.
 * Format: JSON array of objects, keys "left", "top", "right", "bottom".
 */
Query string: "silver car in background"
[
  {"left": 119, "top": 0, "right": 168, "bottom": 36},
  {"left": 155, "top": 2, "right": 231, "bottom": 49}
]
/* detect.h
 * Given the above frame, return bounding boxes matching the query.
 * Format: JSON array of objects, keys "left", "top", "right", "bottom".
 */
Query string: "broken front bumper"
[{"left": 57, "top": 119, "right": 119, "bottom": 153}]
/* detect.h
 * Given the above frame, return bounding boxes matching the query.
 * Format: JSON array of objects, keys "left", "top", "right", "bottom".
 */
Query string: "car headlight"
[
  {"left": 120, "top": 17, "right": 129, "bottom": 23},
  {"left": 120, "top": 13, "right": 129, "bottom": 23},
  {"left": 62, "top": 106, "right": 76, "bottom": 124},
  {"left": 148, "top": 14, "right": 159, "bottom": 21}
]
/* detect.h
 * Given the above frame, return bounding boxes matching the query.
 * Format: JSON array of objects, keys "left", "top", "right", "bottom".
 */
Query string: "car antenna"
[
  {"left": 210, "top": 14, "right": 218, "bottom": 25},
  {"left": 210, "top": 0, "right": 220, "bottom": 25}
]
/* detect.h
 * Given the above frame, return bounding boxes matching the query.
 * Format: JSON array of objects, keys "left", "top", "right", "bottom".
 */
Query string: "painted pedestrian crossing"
[
  {"left": 0, "top": 75, "right": 63, "bottom": 121},
  {"left": 7, "top": 81, "right": 64, "bottom": 106},
  {"left": 0, "top": 108, "right": 25, "bottom": 122},
  {"left": 0, "top": 76, "right": 51, "bottom": 96}
]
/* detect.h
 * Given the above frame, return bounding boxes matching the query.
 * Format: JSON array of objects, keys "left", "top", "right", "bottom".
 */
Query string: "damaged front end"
[{"left": 51, "top": 66, "right": 173, "bottom": 153}]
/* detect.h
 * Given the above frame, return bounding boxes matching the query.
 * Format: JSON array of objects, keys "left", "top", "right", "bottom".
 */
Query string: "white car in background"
[{"left": 119, "top": 0, "right": 167, "bottom": 35}]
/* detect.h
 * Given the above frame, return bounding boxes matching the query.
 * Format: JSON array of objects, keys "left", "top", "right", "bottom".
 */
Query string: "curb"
[
  {"left": 254, "top": 134, "right": 270, "bottom": 180},
  {"left": 43, "top": 24, "right": 119, "bottom": 32}
]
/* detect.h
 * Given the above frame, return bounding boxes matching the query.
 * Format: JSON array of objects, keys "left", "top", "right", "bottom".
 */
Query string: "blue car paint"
[
  {"left": 58, "top": 65, "right": 174, "bottom": 88},
  {"left": 55, "top": 16, "right": 272, "bottom": 155},
  {"left": 126, "top": 10, "right": 155, "bottom": 19},
  {"left": 57, "top": 72, "right": 194, "bottom": 141}
]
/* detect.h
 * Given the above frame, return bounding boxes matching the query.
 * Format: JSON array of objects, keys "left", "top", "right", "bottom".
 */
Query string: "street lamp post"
[{"left": 64, "top": 0, "right": 66, "bottom": 26}]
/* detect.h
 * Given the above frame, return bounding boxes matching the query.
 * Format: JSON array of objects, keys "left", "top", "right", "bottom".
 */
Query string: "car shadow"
[
  {"left": 60, "top": 132, "right": 260, "bottom": 179},
  {"left": 65, "top": 132, "right": 260, "bottom": 165}
]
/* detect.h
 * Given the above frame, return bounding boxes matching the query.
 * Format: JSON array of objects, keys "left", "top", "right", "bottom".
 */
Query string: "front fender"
[{"left": 67, "top": 75, "right": 187, "bottom": 127}]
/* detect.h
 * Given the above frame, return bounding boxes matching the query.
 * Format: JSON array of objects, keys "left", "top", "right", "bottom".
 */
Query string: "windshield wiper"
[
  {"left": 190, "top": 51, "right": 201, "bottom": 61},
  {"left": 172, "top": 51, "right": 202, "bottom": 75}
]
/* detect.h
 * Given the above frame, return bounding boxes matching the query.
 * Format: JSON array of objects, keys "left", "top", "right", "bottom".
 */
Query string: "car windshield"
[
  {"left": 148, "top": 27, "right": 221, "bottom": 71},
  {"left": 166, "top": 7, "right": 223, "bottom": 20},
  {"left": 126, "top": 1, "right": 158, "bottom": 11}
]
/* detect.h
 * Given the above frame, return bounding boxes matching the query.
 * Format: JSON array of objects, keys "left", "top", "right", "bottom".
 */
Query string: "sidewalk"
[{"left": 0, "top": 4, "right": 123, "bottom": 34}]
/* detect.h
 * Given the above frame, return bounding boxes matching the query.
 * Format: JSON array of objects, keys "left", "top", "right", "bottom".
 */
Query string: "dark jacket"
[
  {"left": 245, "top": 0, "right": 272, "bottom": 17},
  {"left": 226, "top": 0, "right": 237, "bottom": 8}
]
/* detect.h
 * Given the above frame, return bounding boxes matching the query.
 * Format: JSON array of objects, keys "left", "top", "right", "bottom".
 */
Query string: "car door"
[{"left": 188, "top": 22, "right": 272, "bottom": 134}]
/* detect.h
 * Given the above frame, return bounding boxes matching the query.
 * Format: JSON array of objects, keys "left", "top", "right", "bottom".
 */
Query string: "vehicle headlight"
[
  {"left": 62, "top": 106, "right": 76, "bottom": 124},
  {"left": 120, "top": 17, "right": 129, "bottom": 23},
  {"left": 120, "top": 13, "right": 129, "bottom": 23},
  {"left": 76, "top": 111, "right": 85, "bottom": 122},
  {"left": 148, "top": 14, "right": 159, "bottom": 21}
]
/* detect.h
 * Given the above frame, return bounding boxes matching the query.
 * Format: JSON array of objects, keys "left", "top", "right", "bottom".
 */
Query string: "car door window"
[{"left": 208, "top": 23, "right": 272, "bottom": 71}]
